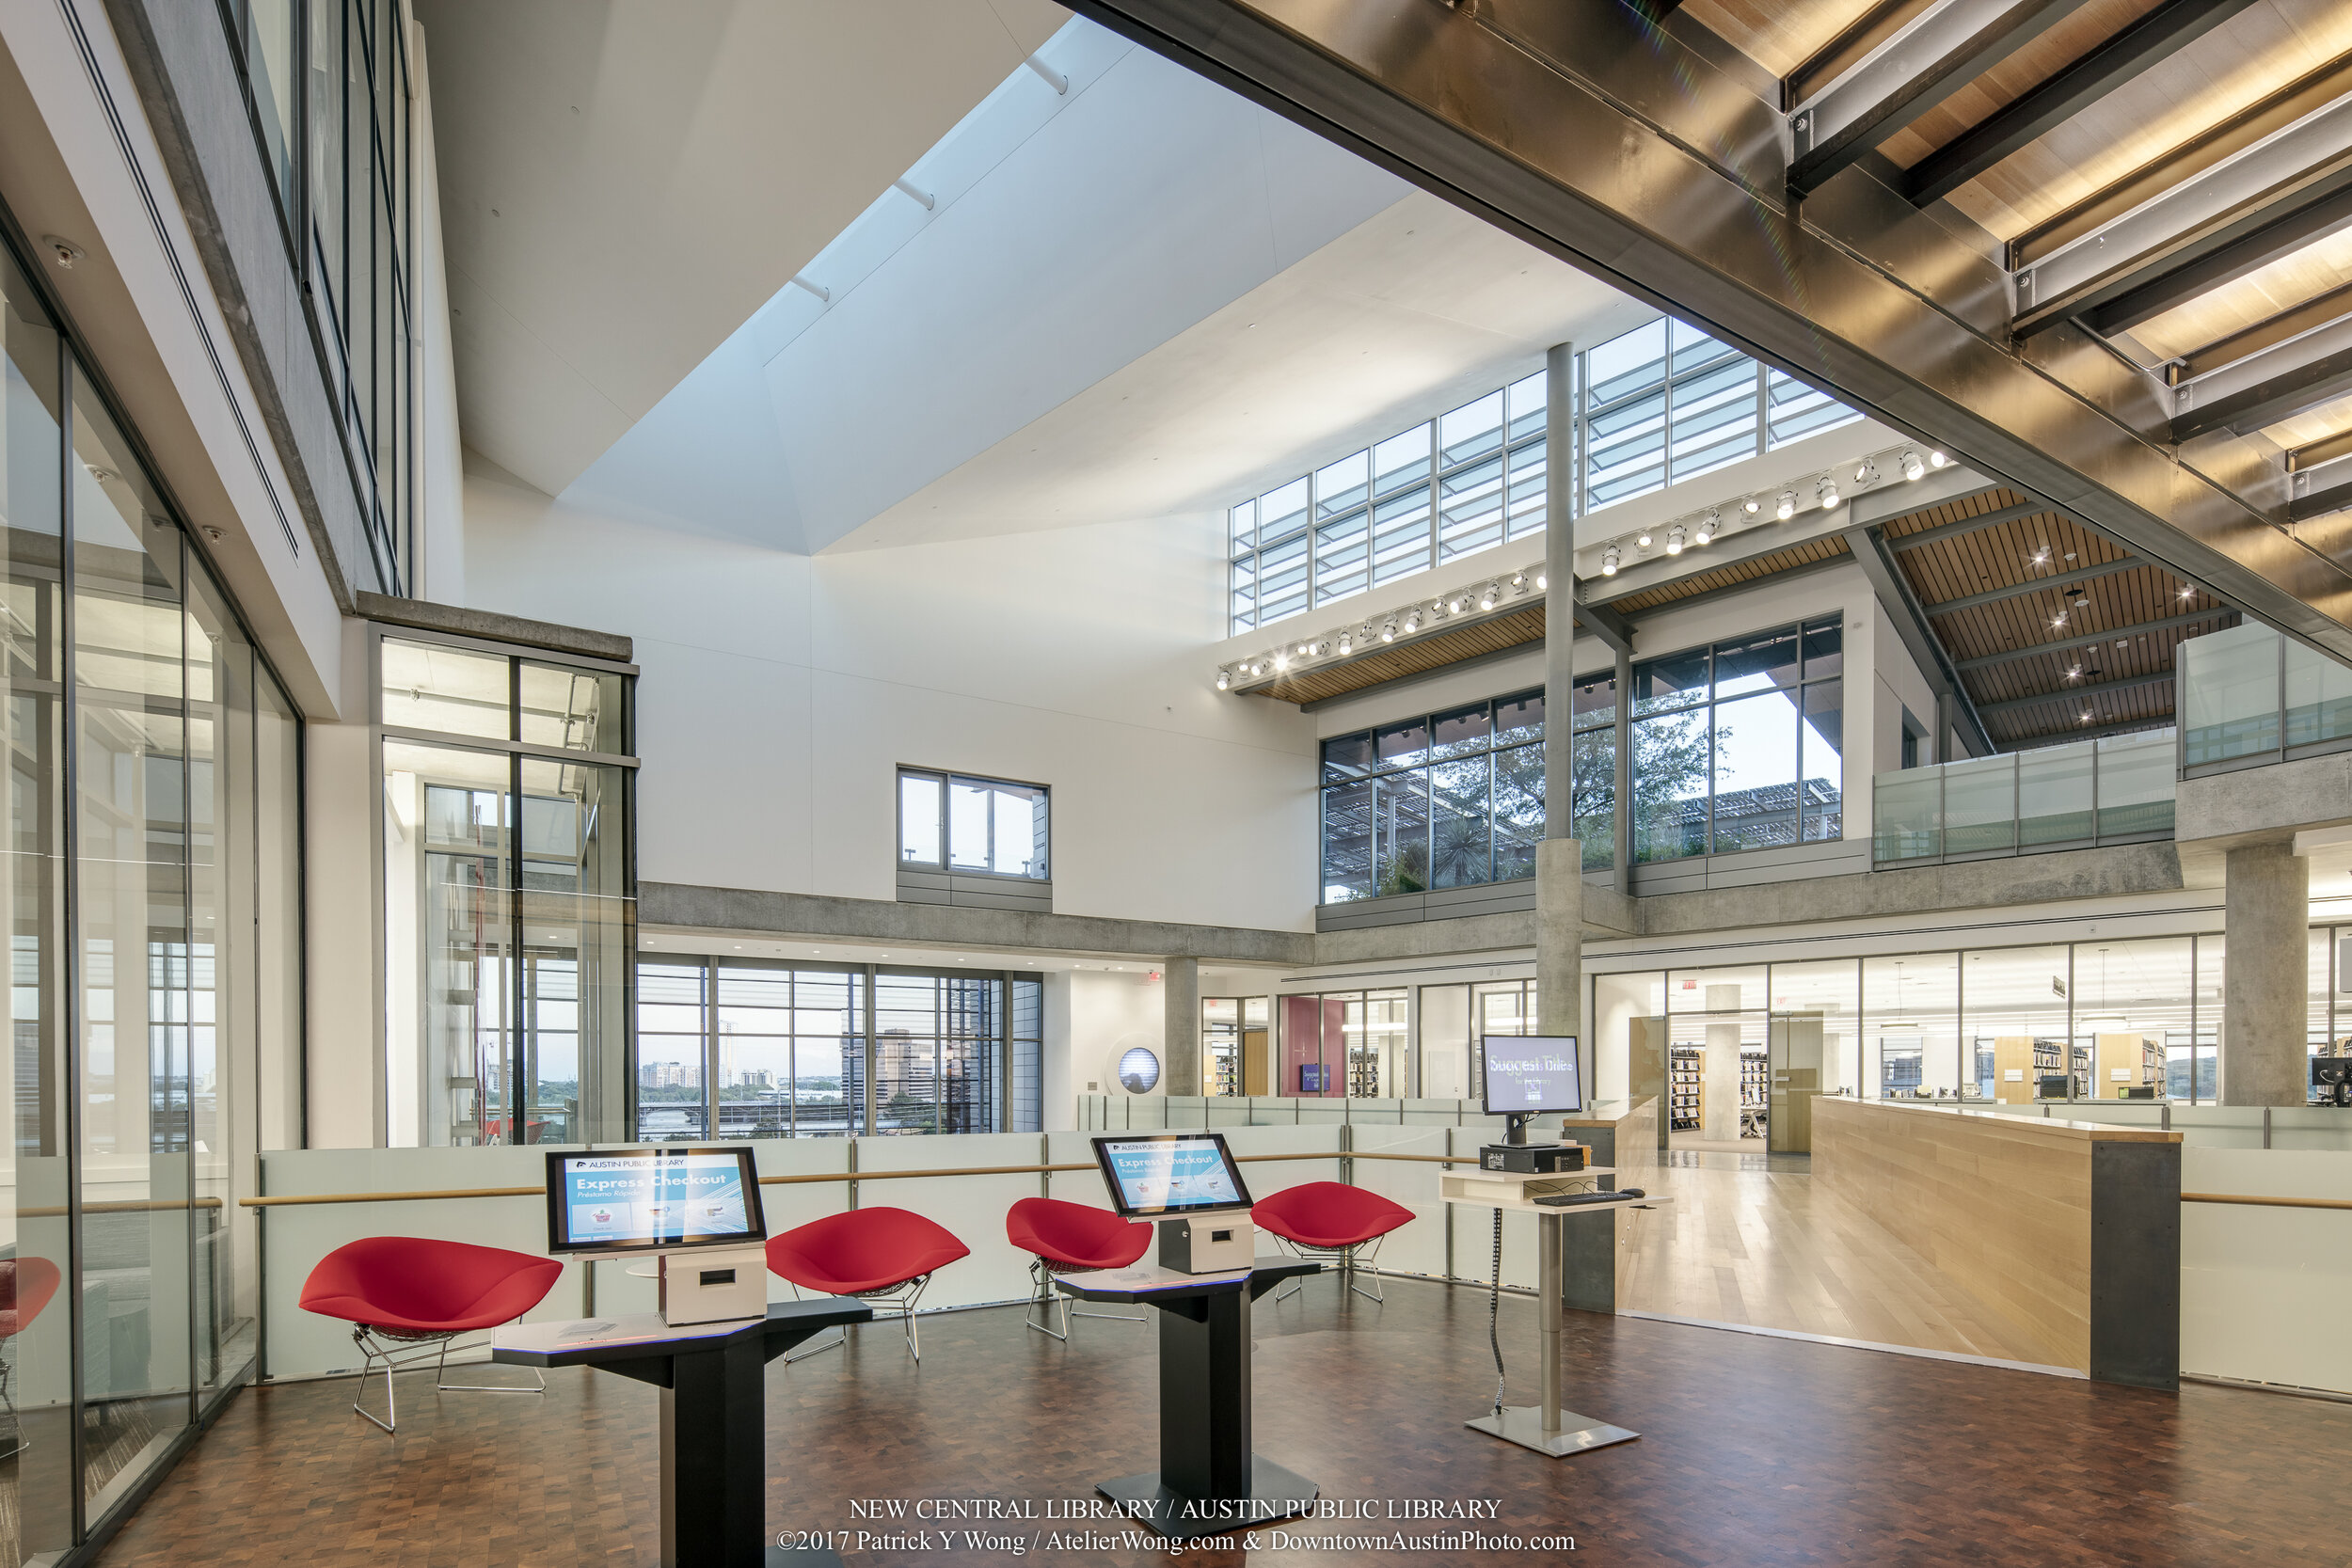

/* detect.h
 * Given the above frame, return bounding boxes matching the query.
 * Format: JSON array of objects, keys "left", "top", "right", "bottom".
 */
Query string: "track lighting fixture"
[
  {"left": 1601, "top": 546, "right": 1620, "bottom": 576},
  {"left": 1929, "top": 451, "right": 1948, "bottom": 467},
  {"left": 1637, "top": 528, "right": 1653, "bottom": 548},
  {"left": 1666, "top": 525, "right": 1686, "bottom": 555},
  {"left": 1339, "top": 635, "right": 1352, "bottom": 655},
  {"left": 1818, "top": 474, "right": 1840, "bottom": 510},
  {"left": 1696, "top": 509, "right": 1718, "bottom": 544},
  {"left": 1900, "top": 450, "right": 1925, "bottom": 482},
  {"left": 1273, "top": 653, "right": 1288, "bottom": 671},
  {"left": 1854, "top": 459, "right": 1876, "bottom": 484},
  {"left": 1380, "top": 621, "right": 1396, "bottom": 642},
  {"left": 1775, "top": 491, "right": 1796, "bottom": 520},
  {"left": 1534, "top": 574, "right": 1546, "bottom": 589},
  {"left": 1479, "top": 586, "right": 1497, "bottom": 610},
  {"left": 1742, "top": 496, "right": 1761, "bottom": 515},
  {"left": 1216, "top": 669, "right": 1231, "bottom": 690}
]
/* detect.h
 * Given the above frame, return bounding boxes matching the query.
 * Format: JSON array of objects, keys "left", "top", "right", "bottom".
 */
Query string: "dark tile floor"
[{"left": 89, "top": 1275, "right": 2344, "bottom": 1567}]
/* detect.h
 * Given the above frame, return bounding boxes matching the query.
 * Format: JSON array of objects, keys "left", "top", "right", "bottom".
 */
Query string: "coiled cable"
[{"left": 1488, "top": 1206, "right": 1506, "bottom": 1417}]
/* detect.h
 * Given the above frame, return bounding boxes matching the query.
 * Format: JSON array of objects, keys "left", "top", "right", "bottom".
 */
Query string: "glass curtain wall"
[
  {"left": 1231, "top": 317, "right": 1862, "bottom": 634},
  {"left": 217, "top": 0, "right": 414, "bottom": 594},
  {"left": 379, "top": 634, "right": 633, "bottom": 1147},
  {"left": 1594, "top": 933, "right": 2242, "bottom": 1110},
  {"left": 1632, "top": 619, "right": 1843, "bottom": 863},
  {"left": 1319, "top": 688, "right": 1547, "bottom": 902},
  {"left": 630, "top": 958, "right": 1041, "bottom": 1137},
  {"left": 1, "top": 246, "right": 300, "bottom": 1565}
]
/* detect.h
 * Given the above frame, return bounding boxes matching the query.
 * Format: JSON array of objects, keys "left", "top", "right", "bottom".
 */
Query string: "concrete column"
[
  {"left": 1537, "top": 341, "right": 1584, "bottom": 1069},
  {"left": 2222, "top": 841, "right": 2309, "bottom": 1105},
  {"left": 1704, "top": 984, "right": 1741, "bottom": 1142},
  {"left": 1535, "top": 839, "right": 1582, "bottom": 1045},
  {"left": 1163, "top": 957, "right": 1201, "bottom": 1097}
]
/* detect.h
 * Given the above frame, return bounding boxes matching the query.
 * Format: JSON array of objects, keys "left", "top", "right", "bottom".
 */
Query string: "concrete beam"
[
  {"left": 357, "top": 592, "right": 633, "bottom": 663},
  {"left": 2174, "top": 752, "right": 2352, "bottom": 850},
  {"left": 1633, "top": 840, "right": 2185, "bottom": 938},
  {"left": 640, "top": 882, "right": 1315, "bottom": 965}
]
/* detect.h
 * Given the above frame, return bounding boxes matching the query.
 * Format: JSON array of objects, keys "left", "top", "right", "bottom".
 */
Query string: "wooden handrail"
[
  {"left": 2182, "top": 1192, "right": 2352, "bottom": 1212},
  {"left": 14, "top": 1197, "right": 227, "bottom": 1218},
  {"left": 236, "top": 1147, "right": 1477, "bottom": 1208}
]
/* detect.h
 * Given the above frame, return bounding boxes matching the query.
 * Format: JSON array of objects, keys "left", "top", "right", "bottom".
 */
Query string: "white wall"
[
  {"left": 409, "top": 20, "right": 467, "bottom": 607},
  {"left": 462, "top": 463, "right": 1320, "bottom": 930},
  {"left": 1069, "top": 969, "right": 1165, "bottom": 1101},
  {"left": 1871, "top": 598, "right": 1940, "bottom": 778}
]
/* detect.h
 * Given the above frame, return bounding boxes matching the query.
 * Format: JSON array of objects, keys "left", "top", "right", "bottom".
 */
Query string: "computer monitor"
[
  {"left": 544, "top": 1146, "right": 768, "bottom": 1257},
  {"left": 1091, "top": 1132, "right": 1255, "bottom": 1220},
  {"left": 1480, "top": 1034, "right": 1584, "bottom": 1118}
]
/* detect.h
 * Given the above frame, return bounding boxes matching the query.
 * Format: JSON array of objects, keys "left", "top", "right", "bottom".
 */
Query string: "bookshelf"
[{"left": 1669, "top": 1046, "right": 1704, "bottom": 1132}]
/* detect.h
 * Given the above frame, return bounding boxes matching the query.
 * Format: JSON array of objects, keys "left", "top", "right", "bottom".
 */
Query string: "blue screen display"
[
  {"left": 1097, "top": 1136, "right": 1246, "bottom": 1215},
  {"left": 552, "top": 1150, "right": 756, "bottom": 1249}
]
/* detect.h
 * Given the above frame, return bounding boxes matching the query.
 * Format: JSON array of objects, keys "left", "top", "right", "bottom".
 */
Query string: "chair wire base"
[
  {"left": 348, "top": 1324, "right": 547, "bottom": 1433},
  {"left": 784, "top": 1274, "right": 936, "bottom": 1363},
  {"left": 1269, "top": 1235, "right": 1388, "bottom": 1305},
  {"left": 0, "top": 1358, "right": 25, "bottom": 1462},
  {"left": 1021, "top": 1258, "right": 1150, "bottom": 1341}
]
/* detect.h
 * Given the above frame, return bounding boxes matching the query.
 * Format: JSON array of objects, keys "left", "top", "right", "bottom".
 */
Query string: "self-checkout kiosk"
[
  {"left": 505, "top": 1146, "right": 870, "bottom": 1566},
  {"left": 1092, "top": 1131, "right": 1258, "bottom": 1272},
  {"left": 544, "top": 1145, "right": 771, "bottom": 1323}
]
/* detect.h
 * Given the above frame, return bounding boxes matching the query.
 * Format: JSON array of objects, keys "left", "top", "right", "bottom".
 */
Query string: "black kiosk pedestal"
[
  {"left": 494, "top": 1299, "right": 871, "bottom": 1567},
  {"left": 1055, "top": 1256, "right": 1320, "bottom": 1542}
]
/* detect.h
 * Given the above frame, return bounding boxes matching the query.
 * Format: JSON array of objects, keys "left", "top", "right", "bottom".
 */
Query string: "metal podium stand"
[{"left": 1437, "top": 1164, "right": 1668, "bottom": 1457}]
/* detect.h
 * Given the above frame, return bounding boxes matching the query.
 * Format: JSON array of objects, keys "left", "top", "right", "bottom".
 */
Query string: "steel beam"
[
  {"left": 2176, "top": 281, "right": 2352, "bottom": 386},
  {"left": 1061, "top": 0, "right": 2352, "bottom": 664},
  {"left": 1788, "top": 0, "right": 2087, "bottom": 198},
  {"left": 2010, "top": 50, "right": 2352, "bottom": 269},
  {"left": 2291, "top": 476, "right": 2352, "bottom": 523},
  {"left": 2173, "top": 342, "right": 2352, "bottom": 444},
  {"left": 1785, "top": 0, "right": 1942, "bottom": 113},
  {"left": 1902, "top": 0, "right": 2257, "bottom": 207},
  {"left": 1886, "top": 499, "right": 2061, "bottom": 552},
  {"left": 2290, "top": 428, "right": 2352, "bottom": 473},
  {"left": 1952, "top": 606, "right": 2231, "bottom": 671},
  {"left": 2015, "top": 99, "right": 2352, "bottom": 336},
  {"left": 1975, "top": 669, "right": 2173, "bottom": 717},
  {"left": 1845, "top": 526, "right": 1994, "bottom": 754},
  {"left": 1572, "top": 594, "right": 1635, "bottom": 659},
  {"left": 1926, "top": 556, "right": 2141, "bottom": 616}
]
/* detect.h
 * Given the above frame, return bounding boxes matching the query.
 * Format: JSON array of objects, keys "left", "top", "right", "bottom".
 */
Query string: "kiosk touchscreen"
[
  {"left": 1092, "top": 1132, "right": 1257, "bottom": 1275},
  {"left": 545, "top": 1146, "right": 770, "bottom": 1325}
]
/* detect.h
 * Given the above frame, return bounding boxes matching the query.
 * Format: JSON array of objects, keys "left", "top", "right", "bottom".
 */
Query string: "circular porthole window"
[{"left": 1118, "top": 1047, "right": 1161, "bottom": 1094}]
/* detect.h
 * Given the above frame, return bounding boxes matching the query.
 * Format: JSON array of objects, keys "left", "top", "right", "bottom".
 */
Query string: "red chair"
[
  {"left": 0, "top": 1257, "right": 60, "bottom": 1460},
  {"left": 1253, "top": 1182, "right": 1414, "bottom": 1304},
  {"left": 1005, "top": 1197, "right": 1151, "bottom": 1341},
  {"left": 300, "top": 1237, "right": 564, "bottom": 1432},
  {"left": 766, "top": 1208, "right": 968, "bottom": 1363}
]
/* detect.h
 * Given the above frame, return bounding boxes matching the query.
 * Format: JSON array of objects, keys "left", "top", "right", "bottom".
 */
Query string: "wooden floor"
[
  {"left": 1615, "top": 1149, "right": 2058, "bottom": 1364},
  {"left": 87, "top": 1279, "right": 2344, "bottom": 1568}
]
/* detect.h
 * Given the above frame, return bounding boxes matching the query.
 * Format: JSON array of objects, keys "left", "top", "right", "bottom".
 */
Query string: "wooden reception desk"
[{"left": 1813, "top": 1098, "right": 2181, "bottom": 1388}]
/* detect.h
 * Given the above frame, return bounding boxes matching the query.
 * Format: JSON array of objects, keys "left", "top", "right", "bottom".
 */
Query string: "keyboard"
[{"left": 1532, "top": 1188, "right": 1643, "bottom": 1208}]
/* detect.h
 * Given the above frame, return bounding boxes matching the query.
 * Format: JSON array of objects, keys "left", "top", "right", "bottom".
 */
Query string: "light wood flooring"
[{"left": 1614, "top": 1147, "right": 2059, "bottom": 1366}]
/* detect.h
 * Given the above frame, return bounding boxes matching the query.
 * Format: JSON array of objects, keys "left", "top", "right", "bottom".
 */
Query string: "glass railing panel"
[
  {"left": 2180, "top": 623, "right": 2280, "bottom": 766},
  {"left": 2267, "top": 1106, "right": 2352, "bottom": 1151},
  {"left": 2169, "top": 1104, "right": 2270, "bottom": 1148},
  {"left": 1872, "top": 769, "right": 1942, "bottom": 862},
  {"left": 2094, "top": 730, "right": 2175, "bottom": 837},
  {"left": 1942, "top": 754, "right": 2017, "bottom": 855},
  {"left": 2018, "top": 742, "right": 2092, "bottom": 847},
  {"left": 2284, "top": 641, "right": 2352, "bottom": 750}
]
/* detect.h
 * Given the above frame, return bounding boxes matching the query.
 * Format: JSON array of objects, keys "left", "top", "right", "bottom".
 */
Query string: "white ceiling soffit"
[
  {"left": 834, "top": 191, "right": 1651, "bottom": 553},
  {"left": 415, "top": 0, "right": 1070, "bottom": 498},
  {"left": 564, "top": 24, "right": 1647, "bottom": 557}
]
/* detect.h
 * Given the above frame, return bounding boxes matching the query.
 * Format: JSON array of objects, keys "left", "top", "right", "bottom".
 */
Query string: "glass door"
[{"left": 1767, "top": 1013, "right": 1823, "bottom": 1154}]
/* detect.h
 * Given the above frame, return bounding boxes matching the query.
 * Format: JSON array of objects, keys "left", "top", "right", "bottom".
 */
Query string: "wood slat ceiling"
[
  {"left": 1245, "top": 604, "right": 1545, "bottom": 705},
  {"left": 1882, "top": 486, "right": 2237, "bottom": 742},
  {"left": 1596, "top": 534, "right": 1852, "bottom": 613}
]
